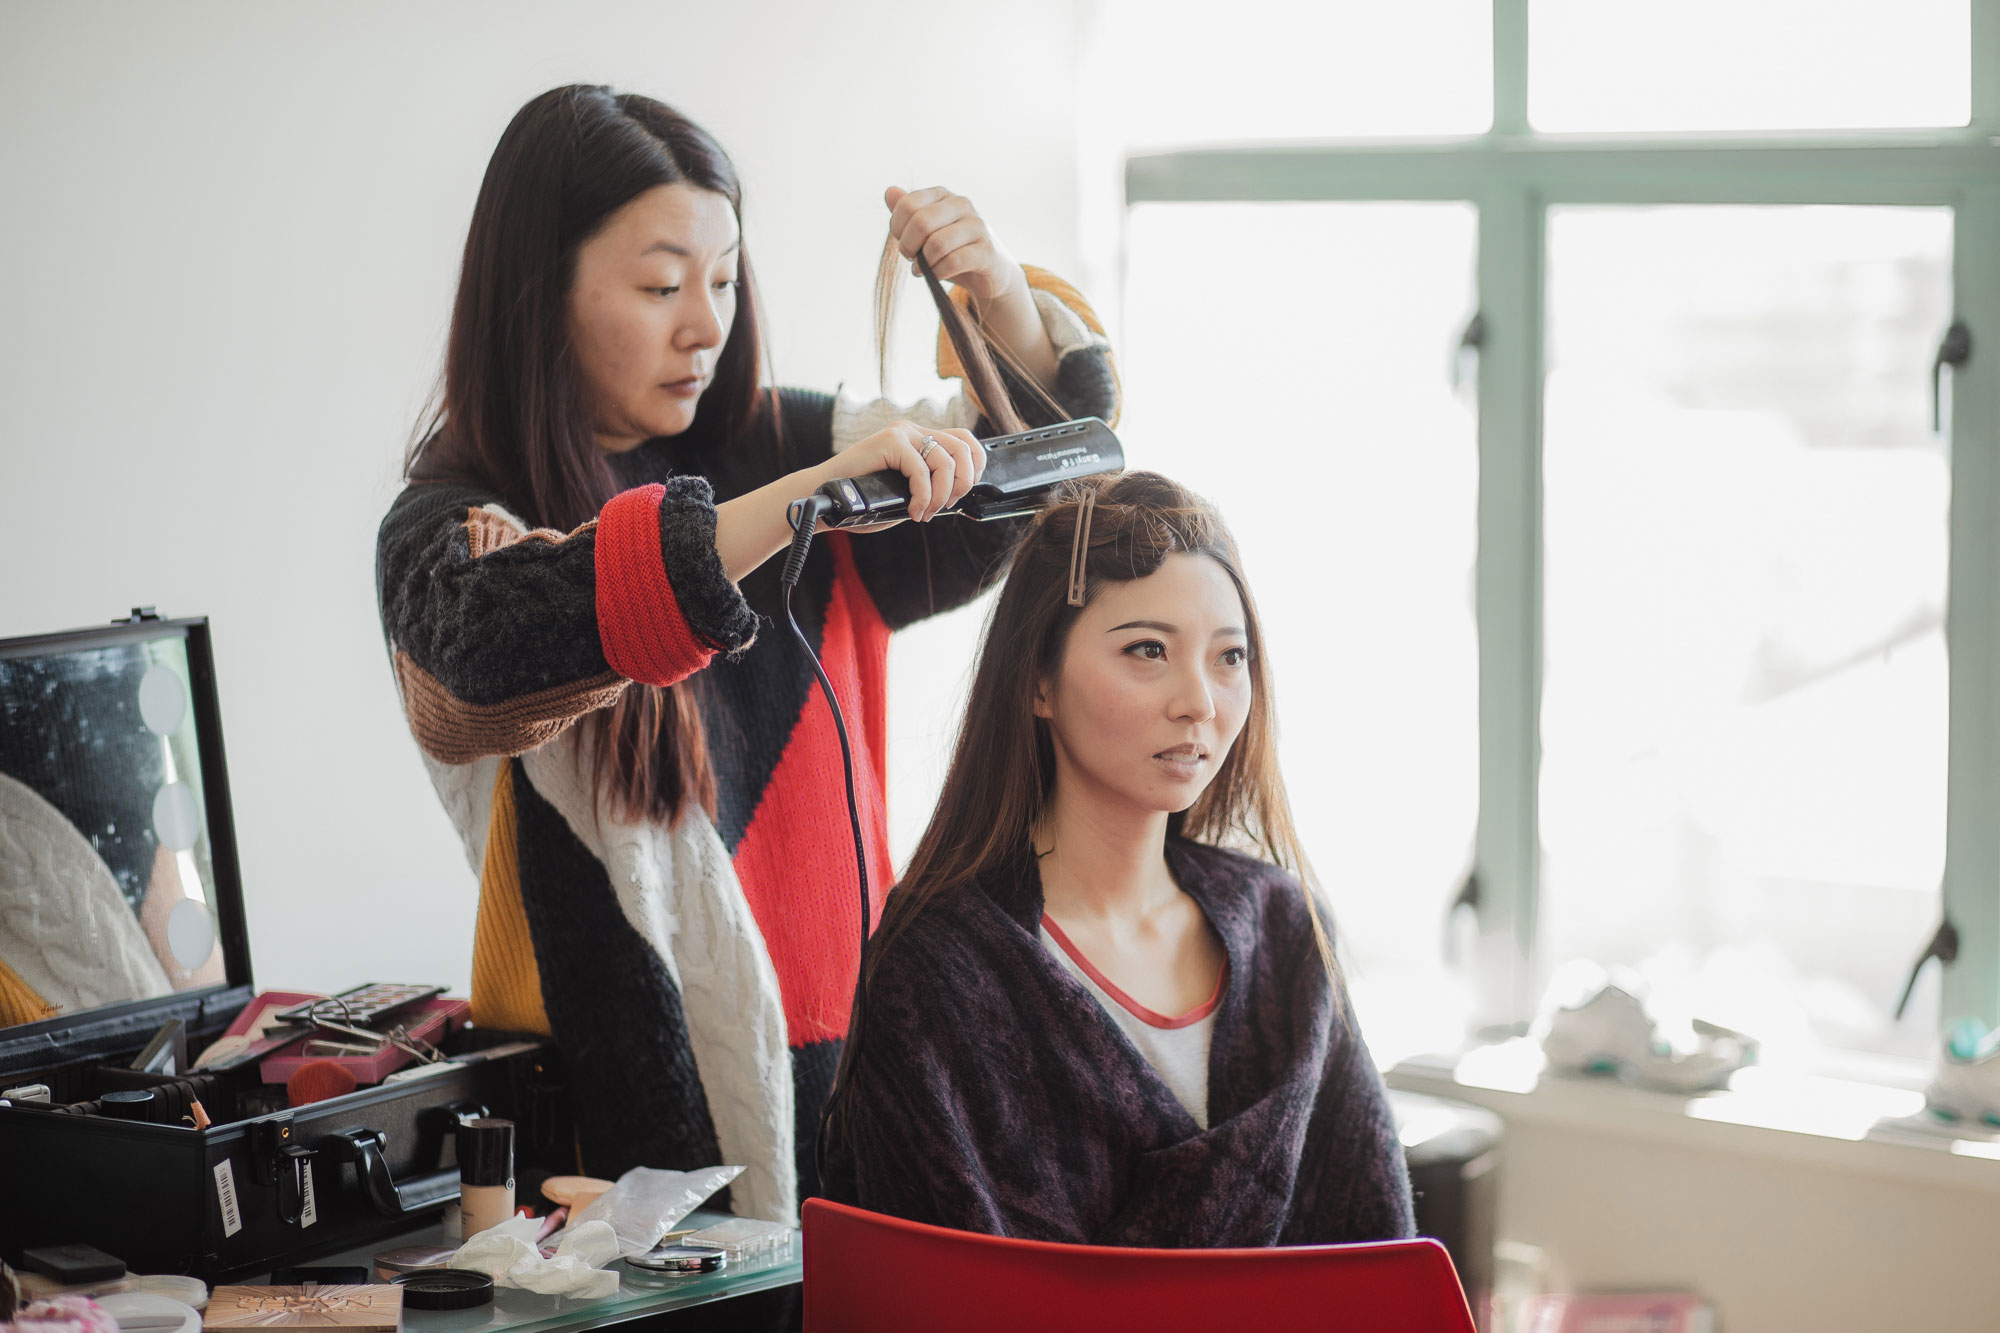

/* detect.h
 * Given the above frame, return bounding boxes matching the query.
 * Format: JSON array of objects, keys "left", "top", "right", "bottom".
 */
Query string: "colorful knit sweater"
[{"left": 374, "top": 272, "right": 1117, "bottom": 1224}]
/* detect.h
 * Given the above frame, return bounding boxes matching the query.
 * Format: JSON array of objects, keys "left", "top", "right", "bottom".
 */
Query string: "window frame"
[{"left": 1121, "top": 0, "right": 2000, "bottom": 1039}]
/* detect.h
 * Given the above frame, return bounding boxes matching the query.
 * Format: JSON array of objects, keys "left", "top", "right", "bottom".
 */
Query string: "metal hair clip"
[
  {"left": 302, "top": 998, "right": 388, "bottom": 1049},
  {"left": 386, "top": 1024, "right": 445, "bottom": 1065},
  {"left": 1067, "top": 488, "right": 1098, "bottom": 607},
  {"left": 301, "top": 1036, "right": 382, "bottom": 1057},
  {"left": 300, "top": 997, "right": 445, "bottom": 1065}
]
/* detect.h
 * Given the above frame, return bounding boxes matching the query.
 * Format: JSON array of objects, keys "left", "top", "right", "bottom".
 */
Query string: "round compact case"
[
  {"left": 392, "top": 1269, "right": 495, "bottom": 1310},
  {"left": 626, "top": 1244, "right": 726, "bottom": 1276},
  {"left": 373, "top": 1244, "right": 459, "bottom": 1283}
]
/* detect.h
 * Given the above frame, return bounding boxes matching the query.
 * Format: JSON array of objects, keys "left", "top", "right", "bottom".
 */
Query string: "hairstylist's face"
[
  {"left": 569, "top": 183, "right": 740, "bottom": 452},
  {"left": 1036, "top": 553, "right": 1252, "bottom": 818}
]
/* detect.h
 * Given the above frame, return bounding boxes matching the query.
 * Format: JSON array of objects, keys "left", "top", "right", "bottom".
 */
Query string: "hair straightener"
[
  {"left": 779, "top": 417, "right": 1123, "bottom": 1186},
  {"left": 786, "top": 417, "right": 1122, "bottom": 533}
]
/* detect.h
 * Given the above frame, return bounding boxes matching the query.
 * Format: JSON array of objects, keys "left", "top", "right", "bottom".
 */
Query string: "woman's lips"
[
  {"left": 662, "top": 376, "right": 707, "bottom": 399},
  {"left": 1152, "top": 744, "right": 1208, "bottom": 779}
]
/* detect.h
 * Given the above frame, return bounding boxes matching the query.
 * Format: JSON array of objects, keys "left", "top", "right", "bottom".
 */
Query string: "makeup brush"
[{"left": 286, "top": 1060, "right": 357, "bottom": 1107}]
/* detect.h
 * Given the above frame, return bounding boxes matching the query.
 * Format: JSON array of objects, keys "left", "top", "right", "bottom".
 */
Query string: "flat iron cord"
[
  {"left": 786, "top": 259, "right": 1075, "bottom": 1186},
  {"left": 780, "top": 497, "right": 870, "bottom": 1193}
]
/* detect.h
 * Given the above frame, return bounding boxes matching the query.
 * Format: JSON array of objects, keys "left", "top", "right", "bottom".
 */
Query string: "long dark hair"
[
  {"left": 897, "top": 470, "right": 1331, "bottom": 956},
  {"left": 407, "top": 85, "right": 769, "bottom": 826},
  {"left": 825, "top": 470, "right": 1339, "bottom": 1142}
]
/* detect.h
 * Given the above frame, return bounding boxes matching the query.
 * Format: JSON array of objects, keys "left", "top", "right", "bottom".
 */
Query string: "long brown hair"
[
  {"left": 406, "top": 85, "right": 769, "bottom": 826},
  {"left": 825, "top": 470, "right": 1340, "bottom": 1142},
  {"left": 873, "top": 238, "right": 1066, "bottom": 438},
  {"left": 896, "top": 470, "right": 1332, "bottom": 957}
]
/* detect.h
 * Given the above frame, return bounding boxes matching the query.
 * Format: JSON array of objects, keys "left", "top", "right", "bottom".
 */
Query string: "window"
[
  {"left": 1116, "top": 0, "right": 2000, "bottom": 1072},
  {"left": 1529, "top": 0, "right": 1972, "bottom": 133},
  {"left": 1541, "top": 206, "right": 1954, "bottom": 1063},
  {"left": 1093, "top": 0, "right": 1493, "bottom": 145},
  {"left": 1121, "top": 201, "right": 1481, "bottom": 1065}
]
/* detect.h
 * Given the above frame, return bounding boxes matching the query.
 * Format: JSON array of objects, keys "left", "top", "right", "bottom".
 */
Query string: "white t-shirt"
[{"left": 1039, "top": 913, "right": 1227, "bottom": 1129}]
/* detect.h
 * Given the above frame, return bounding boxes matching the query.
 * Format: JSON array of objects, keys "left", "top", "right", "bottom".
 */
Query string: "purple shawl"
[{"left": 820, "top": 838, "right": 1416, "bottom": 1247}]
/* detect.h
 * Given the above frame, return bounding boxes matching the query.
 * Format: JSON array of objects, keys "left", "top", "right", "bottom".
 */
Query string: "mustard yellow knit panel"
[
  {"left": 0, "top": 954, "right": 56, "bottom": 1028},
  {"left": 470, "top": 762, "right": 551, "bottom": 1036}
]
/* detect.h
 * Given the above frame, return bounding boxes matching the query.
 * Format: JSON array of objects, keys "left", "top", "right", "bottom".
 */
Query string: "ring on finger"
[{"left": 918, "top": 434, "right": 942, "bottom": 462}]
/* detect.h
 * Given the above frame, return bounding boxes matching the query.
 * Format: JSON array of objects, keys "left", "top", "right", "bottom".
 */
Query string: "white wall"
[
  {"left": 0, "top": 0, "right": 1087, "bottom": 994},
  {"left": 1494, "top": 1117, "right": 2000, "bottom": 1333}
]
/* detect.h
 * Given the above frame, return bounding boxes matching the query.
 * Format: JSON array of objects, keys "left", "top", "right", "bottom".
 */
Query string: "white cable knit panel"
[
  {"left": 830, "top": 388, "right": 981, "bottom": 451},
  {"left": 422, "top": 751, "right": 502, "bottom": 882},
  {"left": 519, "top": 739, "right": 797, "bottom": 1225},
  {"left": 0, "top": 771, "right": 173, "bottom": 1012},
  {"left": 1031, "top": 285, "right": 1112, "bottom": 360}
]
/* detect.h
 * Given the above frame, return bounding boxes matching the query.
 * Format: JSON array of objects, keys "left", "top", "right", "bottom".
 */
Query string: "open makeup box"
[{"left": 0, "top": 612, "right": 570, "bottom": 1280}]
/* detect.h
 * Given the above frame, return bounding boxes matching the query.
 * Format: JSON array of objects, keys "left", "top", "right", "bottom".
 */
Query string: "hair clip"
[
  {"left": 1067, "top": 488, "right": 1098, "bottom": 607},
  {"left": 387, "top": 1024, "right": 446, "bottom": 1066}
]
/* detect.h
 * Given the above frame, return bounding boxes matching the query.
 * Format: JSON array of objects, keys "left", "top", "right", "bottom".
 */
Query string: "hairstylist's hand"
[
  {"left": 819, "top": 420, "right": 986, "bottom": 524},
  {"left": 885, "top": 186, "right": 1027, "bottom": 306}
]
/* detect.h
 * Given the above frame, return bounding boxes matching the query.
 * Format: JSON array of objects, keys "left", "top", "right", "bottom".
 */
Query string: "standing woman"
[{"left": 375, "top": 85, "right": 1118, "bottom": 1223}]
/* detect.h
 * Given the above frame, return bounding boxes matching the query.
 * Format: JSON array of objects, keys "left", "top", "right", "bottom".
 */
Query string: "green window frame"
[{"left": 1123, "top": 0, "right": 2000, "bottom": 1037}]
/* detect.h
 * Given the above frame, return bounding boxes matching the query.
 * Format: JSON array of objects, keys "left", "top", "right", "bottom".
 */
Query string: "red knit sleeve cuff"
[{"left": 595, "top": 484, "right": 717, "bottom": 688}]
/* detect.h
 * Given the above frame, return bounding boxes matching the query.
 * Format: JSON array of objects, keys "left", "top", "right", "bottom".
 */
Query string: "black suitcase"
[{"left": 0, "top": 611, "right": 569, "bottom": 1281}]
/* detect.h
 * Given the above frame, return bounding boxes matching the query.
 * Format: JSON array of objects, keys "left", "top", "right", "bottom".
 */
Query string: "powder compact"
[
  {"left": 625, "top": 1243, "right": 726, "bottom": 1276},
  {"left": 372, "top": 1244, "right": 458, "bottom": 1283},
  {"left": 392, "top": 1269, "right": 495, "bottom": 1310}
]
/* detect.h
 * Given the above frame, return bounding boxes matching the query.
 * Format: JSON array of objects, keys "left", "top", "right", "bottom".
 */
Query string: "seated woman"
[{"left": 819, "top": 471, "right": 1415, "bottom": 1246}]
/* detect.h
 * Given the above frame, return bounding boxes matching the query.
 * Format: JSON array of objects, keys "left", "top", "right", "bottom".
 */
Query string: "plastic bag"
[{"left": 545, "top": 1164, "right": 744, "bottom": 1259}]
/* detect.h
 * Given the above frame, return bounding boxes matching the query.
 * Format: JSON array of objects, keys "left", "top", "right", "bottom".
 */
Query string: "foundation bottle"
[{"left": 457, "top": 1117, "right": 516, "bottom": 1239}]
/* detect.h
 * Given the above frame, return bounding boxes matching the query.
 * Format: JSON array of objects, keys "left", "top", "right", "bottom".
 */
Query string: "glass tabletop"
[{"left": 304, "top": 1210, "right": 800, "bottom": 1333}]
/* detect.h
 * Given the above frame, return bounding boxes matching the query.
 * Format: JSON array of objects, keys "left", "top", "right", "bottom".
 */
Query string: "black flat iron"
[{"left": 790, "top": 417, "right": 1123, "bottom": 531}]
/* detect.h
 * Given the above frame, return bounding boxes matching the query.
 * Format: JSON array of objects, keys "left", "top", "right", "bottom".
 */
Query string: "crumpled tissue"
[{"left": 452, "top": 1214, "right": 622, "bottom": 1300}]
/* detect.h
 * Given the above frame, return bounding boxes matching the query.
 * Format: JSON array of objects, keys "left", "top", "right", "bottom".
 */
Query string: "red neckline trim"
[{"left": 1040, "top": 913, "right": 1227, "bottom": 1030}]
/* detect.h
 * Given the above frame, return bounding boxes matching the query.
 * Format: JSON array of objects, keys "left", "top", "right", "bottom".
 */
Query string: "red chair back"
[{"left": 802, "top": 1198, "right": 1478, "bottom": 1333}]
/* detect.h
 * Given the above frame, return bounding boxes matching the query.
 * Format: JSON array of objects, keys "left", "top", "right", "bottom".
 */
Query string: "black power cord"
[
  {"left": 781, "top": 495, "right": 872, "bottom": 1192},
  {"left": 776, "top": 413, "right": 1120, "bottom": 1191}
]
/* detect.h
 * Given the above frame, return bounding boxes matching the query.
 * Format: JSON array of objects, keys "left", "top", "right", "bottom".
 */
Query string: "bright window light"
[
  {"left": 1097, "top": 0, "right": 1492, "bottom": 147},
  {"left": 1121, "top": 201, "right": 1481, "bottom": 1066},
  {"left": 1529, "top": 0, "right": 1972, "bottom": 132},
  {"left": 1541, "top": 205, "right": 1955, "bottom": 1067}
]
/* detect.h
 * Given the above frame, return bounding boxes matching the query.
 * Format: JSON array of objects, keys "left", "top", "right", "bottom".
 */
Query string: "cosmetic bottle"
[{"left": 457, "top": 1118, "right": 516, "bottom": 1240}]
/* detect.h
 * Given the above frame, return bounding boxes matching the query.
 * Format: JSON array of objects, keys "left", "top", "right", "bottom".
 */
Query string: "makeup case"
[{"left": 0, "top": 612, "right": 570, "bottom": 1281}]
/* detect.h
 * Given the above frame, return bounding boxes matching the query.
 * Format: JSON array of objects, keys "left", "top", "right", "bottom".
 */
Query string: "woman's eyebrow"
[
  {"left": 1106, "top": 620, "right": 1246, "bottom": 637},
  {"left": 640, "top": 239, "right": 743, "bottom": 258}
]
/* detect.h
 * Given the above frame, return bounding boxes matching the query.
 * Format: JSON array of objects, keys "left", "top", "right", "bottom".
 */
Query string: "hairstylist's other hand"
[
  {"left": 885, "top": 186, "right": 1026, "bottom": 306},
  {"left": 820, "top": 420, "right": 986, "bottom": 525}
]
